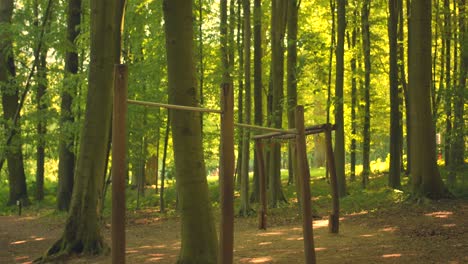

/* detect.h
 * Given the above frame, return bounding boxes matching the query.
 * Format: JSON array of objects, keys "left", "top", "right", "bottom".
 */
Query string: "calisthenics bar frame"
[{"left": 112, "top": 64, "right": 322, "bottom": 264}]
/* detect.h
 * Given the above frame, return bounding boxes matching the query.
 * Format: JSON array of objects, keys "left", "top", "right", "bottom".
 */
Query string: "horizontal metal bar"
[
  {"left": 235, "top": 123, "right": 296, "bottom": 134},
  {"left": 127, "top": 99, "right": 223, "bottom": 114}
]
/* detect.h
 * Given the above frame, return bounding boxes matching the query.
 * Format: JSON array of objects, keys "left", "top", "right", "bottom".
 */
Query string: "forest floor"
[{"left": 0, "top": 198, "right": 467, "bottom": 263}]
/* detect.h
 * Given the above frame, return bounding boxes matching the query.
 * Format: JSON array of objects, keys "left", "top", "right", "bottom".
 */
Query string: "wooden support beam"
[
  {"left": 295, "top": 106, "right": 317, "bottom": 264},
  {"left": 112, "top": 64, "right": 128, "bottom": 264},
  {"left": 325, "top": 124, "right": 340, "bottom": 233},
  {"left": 255, "top": 140, "right": 267, "bottom": 230},
  {"left": 219, "top": 83, "right": 234, "bottom": 264},
  {"left": 127, "top": 99, "right": 222, "bottom": 114}
]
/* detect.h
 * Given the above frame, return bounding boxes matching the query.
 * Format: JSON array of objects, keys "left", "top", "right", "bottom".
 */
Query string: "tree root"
[{"left": 33, "top": 237, "right": 109, "bottom": 263}]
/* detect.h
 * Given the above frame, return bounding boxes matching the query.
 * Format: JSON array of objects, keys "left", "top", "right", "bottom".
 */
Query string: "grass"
[{"left": 1, "top": 160, "right": 467, "bottom": 218}]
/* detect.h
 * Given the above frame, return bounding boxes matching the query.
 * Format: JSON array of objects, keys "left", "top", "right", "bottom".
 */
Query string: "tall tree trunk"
[
  {"left": 432, "top": 0, "right": 442, "bottom": 120},
  {"left": 236, "top": 0, "right": 244, "bottom": 188},
  {"left": 250, "top": 0, "right": 262, "bottom": 203},
  {"left": 220, "top": 0, "right": 235, "bottom": 261},
  {"left": 41, "top": 0, "right": 122, "bottom": 259},
  {"left": 443, "top": 0, "right": 453, "bottom": 171},
  {"left": 36, "top": 52, "right": 48, "bottom": 201},
  {"left": 335, "top": 0, "right": 347, "bottom": 197},
  {"left": 0, "top": 0, "right": 29, "bottom": 206},
  {"left": 160, "top": 112, "right": 171, "bottom": 213},
  {"left": 57, "top": 0, "right": 80, "bottom": 211},
  {"left": 269, "top": 0, "right": 288, "bottom": 207},
  {"left": 388, "top": 0, "right": 401, "bottom": 189},
  {"left": 33, "top": 0, "right": 48, "bottom": 201},
  {"left": 163, "top": 0, "right": 218, "bottom": 262},
  {"left": 137, "top": 110, "right": 148, "bottom": 198},
  {"left": 396, "top": 0, "right": 405, "bottom": 175},
  {"left": 349, "top": 1, "right": 357, "bottom": 182},
  {"left": 361, "top": 0, "right": 371, "bottom": 188},
  {"left": 239, "top": 0, "right": 253, "bottom": 216},
  {"left": 399, "top": 0, "right": 410, "bottom": 175},
  {"left": 198, "top": 0, "right": 204, "bottom": 132},
  {"left": 408, "top": 0, "right": 447, "bottom": 199},
  {"left": 327, "top": 0, "right": 336, "bottom": 182},
  {"left": 287, "top": 0, "right": 298, "bottom": 186},
  {"left": 449, "top": 0, "right": 466, "bottom": 185}
]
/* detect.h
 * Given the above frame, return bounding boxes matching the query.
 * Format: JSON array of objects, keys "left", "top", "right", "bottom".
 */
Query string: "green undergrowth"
[{"left": 1, "top": 164, "right": 467, "bottom": 221}]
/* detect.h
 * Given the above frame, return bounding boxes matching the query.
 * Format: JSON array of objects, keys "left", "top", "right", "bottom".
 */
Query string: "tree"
[
  {"left": 39, "top": 0, "right": 122, "bottom": 259},
  {"left": 57, "top": 0, "right": 80, "bottom": 211},
  {"left": 408, "top": 0, "right": 447, "bottom": 198},
  {"left": 361, "top": 0, "right": 371, "bottom": 188},
  {"left": 163, "top": 0, "right": 218, "bottom": 262},
  {"left": 220, "top": 0, "right": 235, "bottom": 261},
  {"left": 448, "top": 0, "right": 466, "bottom": 185},
  {"left": 348, "top": 0, "right": 357, "bottom": 182},
  {"left": 0, "top": 0, "right": 29, "bottom": 206},
  {"left": 33, "top": 0, "right": 51, "bottom": 201},
  {"left": 250, "top": 0, "right": 262, "bottom": 203},
  {"left": 327, "top": 0, "right": 336, "bottom": 181},
  {"left": 443, "top": 0, "right": 453, "bottom": 172},
  {"left": 334, "top": 0, "right": 347, "bottom": 197},
  {"left": 239, "top": 0, "right": 253, "bottom": 216},
  {"left": 388, "top": 0, "right": 401, "bottom": 189},
  {"left": 236, "top": 0, "right": 244, "bottom": 188},
  {"left": 269, "top": 0, "right": 288, "bottom": 207},
  {"left": 398, "top": 0, "right": 409, "bottom": 175},
  {"left": 287, "top": 0, "right": 299, "bottom": 186}
]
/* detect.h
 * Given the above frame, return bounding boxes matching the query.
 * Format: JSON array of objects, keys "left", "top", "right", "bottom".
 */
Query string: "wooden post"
[
  {"left": 219, "top": 83, "right": 234, "bottom": 264},
  {"left": 325, "top": 124, "right": 340, "bottom": 233},
  {"left": 295, "top": 106, "right": 317, "bottom": 264},
  {"left": 255, "top": 139, "right": 267, "bottom": 229},
  {"left": 112, "top": 64, "right": 128, "bottom": 264}
]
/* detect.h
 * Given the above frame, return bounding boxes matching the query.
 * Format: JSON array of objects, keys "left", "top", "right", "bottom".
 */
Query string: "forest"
[{"left": 0, "top": 0, "right": 467, "bottom": 263}]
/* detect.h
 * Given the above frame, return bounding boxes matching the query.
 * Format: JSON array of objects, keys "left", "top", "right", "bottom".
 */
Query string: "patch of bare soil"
[{"left": 1, "top": 199, "right": 467, "bottom": 263}]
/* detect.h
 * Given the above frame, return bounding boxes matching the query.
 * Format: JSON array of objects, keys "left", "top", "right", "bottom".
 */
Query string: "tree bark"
[
  {"left": 33, "top": 0, "right": 50, "bottom": 201},
  {"left": 287, "top": 0, "right": 298, "bottom": 186},
  {"left": 269, "top": 0, "right": 288, "bottom": 207},
  {"left": 326, "top": 0, "right": 336, "bottom": 182},
  {"left": 57, "top": 0, "right": 80, "bottom": 211},
  {"left": 163, "top": 0, "right": 218, "bottom": 262},
  {"left": 236, "top": 0, "right": 244, "bottom": 188},
  {"left": 349, "top": 3, "right": 357, "bottom": 182},
  {"left": 361, "top": 0, "right": 371, "bottom": 188},
  {"left": 398, "top": 0, "right": 410, "bottom": 175},
  {"left": 388, "top": 0, "right": 401, "bottom": 189},
  {"left": 443, "top": 0, "right": 453, "bottom": 172},
  {"left": 239, "top": 0, "right": 253, "bottom": 216},
  {"left": 41, "top": 0, "right": 122, "bottom": 259},
  {"left": 408, "top": 0, "right": 447, "bottom": 198},
  {"left": 250, "top": 0, "right": 262, "bottom": 203},
  {"left": 334, "top": 0, "right": 347, "bottom": 197},
  {"left": 449, "top": 0, "right": 466, "bottom": 185},
  {"left": 35, "top": 51, "right": 48, "bottom": 201},
  {"left": 220, "top": 0, "right": 235, "bottom": 261},
  {"left": 0, "top": 0, "right": 29, "bottom": 206}
]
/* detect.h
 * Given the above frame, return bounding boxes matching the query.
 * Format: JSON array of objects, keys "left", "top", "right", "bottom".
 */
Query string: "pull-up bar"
[
  {"left": 127, "top": 99, "right": 223, "bottom": 114},
  {"left": 127, "top": 99, "right": 298, "bottom": 135}
]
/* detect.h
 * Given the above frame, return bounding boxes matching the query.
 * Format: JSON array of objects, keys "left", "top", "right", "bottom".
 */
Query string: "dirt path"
[
  {"left": 0, "top": 216, "right": 14, "bottom": 263},
  {"left": 1, "top": 199, "right": 467, "bottom": 263}
]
